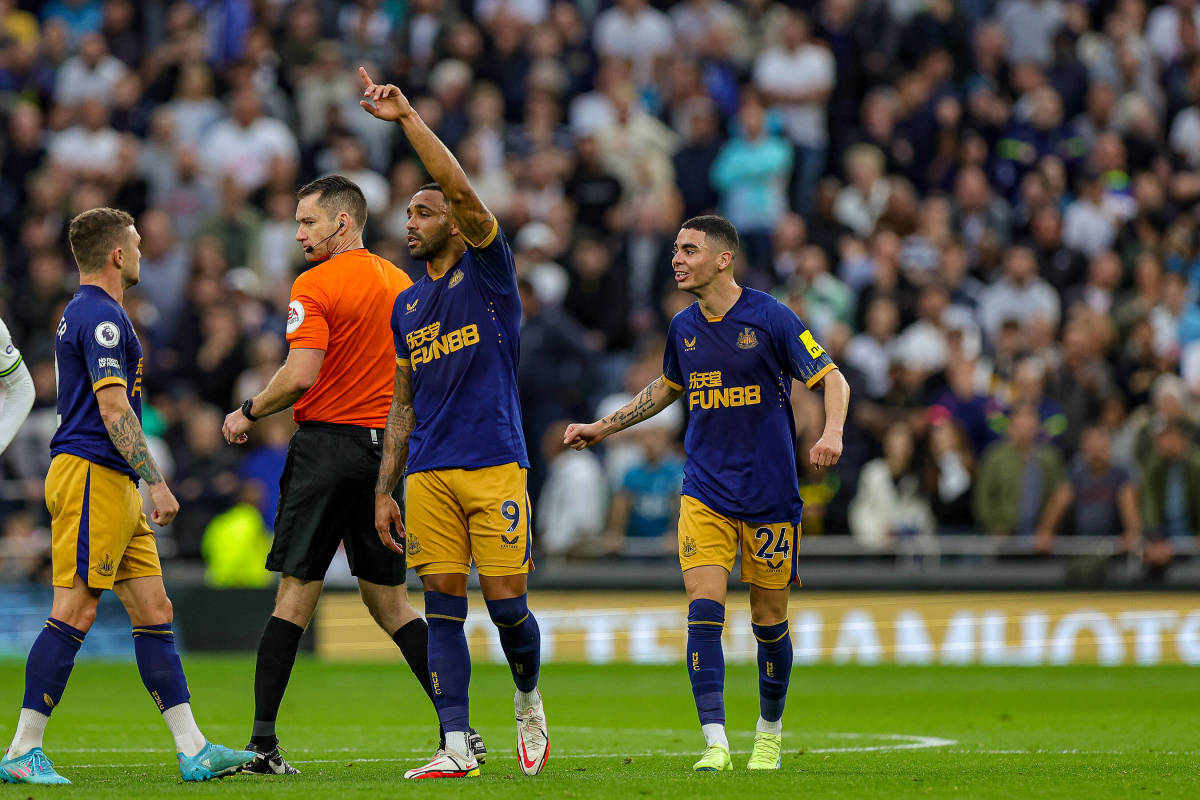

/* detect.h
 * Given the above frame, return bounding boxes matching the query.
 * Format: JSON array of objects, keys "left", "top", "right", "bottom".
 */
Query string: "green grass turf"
[{"left": 0, "top": 657, "right": 1197, "bottom": 798}]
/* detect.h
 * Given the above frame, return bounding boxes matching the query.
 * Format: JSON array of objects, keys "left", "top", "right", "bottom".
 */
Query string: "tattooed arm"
[
  {"left": 96, "top": 385, "right": 179, "bottom": 525},
  {"left": 374, "top": 362, "right": 414, "bottom": 554},
  {"left": 563, "top": 375, "right": 683, "bottom": 450}
]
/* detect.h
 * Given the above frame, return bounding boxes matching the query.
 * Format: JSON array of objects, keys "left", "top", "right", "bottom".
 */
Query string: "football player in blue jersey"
[
  {"left": 0, "top": 208, "right": 254, "bottom": 786},
  {"left": 360, "top": 67, "right": 548, "bottom": 780},
  {"left": 565, "top": 215, "right": 850, "bottom": 773}
]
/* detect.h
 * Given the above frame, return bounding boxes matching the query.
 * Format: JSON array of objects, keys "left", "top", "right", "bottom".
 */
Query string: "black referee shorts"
[{"left": 267, "top": 421, "right": 406, "bottom": 586}]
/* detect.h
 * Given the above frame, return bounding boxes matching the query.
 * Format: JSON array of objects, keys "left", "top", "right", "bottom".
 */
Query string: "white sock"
[
  {"left": 444, "top": 731, "right": 470, "bottom": 758},
  {"left": 515, "top": 686, "right": 540, "bottom": 711},
  {"left": 7, "top": 708, "right": 49, "bottom": 758},
  {"left": 701, "top": 723, "right": 728, "bottom": 750},
  {"left": 162, "top": 703, "right": 206, "bottom": 757},
  {"left": 757, "top": 716, "right": 783, "bottom": 735}
]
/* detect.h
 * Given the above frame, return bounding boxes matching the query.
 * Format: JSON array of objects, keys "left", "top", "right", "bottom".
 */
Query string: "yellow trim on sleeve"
[
  {"left": 662, "top": 375, "right": 683, "bottom": 391},
  {"left": 462, "top": 216, "right": 499, "bottom": 249},
  {"left": 0, "top": 354, "right": 22, "bottom": 378},
  {"left": 92, "top": 376, "right": 128, "bottom": 391},
  {"left": 396, "top": 357, "right": 411, "bottom": 366},
  {"left": 805, "top": 362, "right": 837, "bottom": 390}
]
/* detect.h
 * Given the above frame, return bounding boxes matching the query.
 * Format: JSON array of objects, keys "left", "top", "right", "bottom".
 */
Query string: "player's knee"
[
  {"left": 485, "top": 593, "right": 529, "bottom": 627},
  {"left": 421, "top": 572, "right": 467, "bottom": 596}
]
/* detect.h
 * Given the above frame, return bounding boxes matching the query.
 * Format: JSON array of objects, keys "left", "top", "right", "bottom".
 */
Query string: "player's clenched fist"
[
  {"left": 809, "top": 432, "right": 843, "bottom": 469},
  {"left": 563, "top": 421, "right": 607, "bottom": 450},
  {"left": 149, "top": 482, "right": 180, "bottom": 526},
  {"left": 358, "top": 66, "right": 412, "bottom": 121},
  {"left": 374, "top": 492, "right": 406, "bottom": 556}
]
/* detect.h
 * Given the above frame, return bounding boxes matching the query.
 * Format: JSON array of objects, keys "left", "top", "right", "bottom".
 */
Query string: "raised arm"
[
  {"left": 563, "top": 375, "right": 682, "bottom": 450},
  {"left": 96, "top": 385, "right": 178, "bottom": 526},
  {"left": 358, "top": 66, "right": 493, "bottom": 246},
  {"left": 374, "top": 361, "right": 415, "bottom": 554}
]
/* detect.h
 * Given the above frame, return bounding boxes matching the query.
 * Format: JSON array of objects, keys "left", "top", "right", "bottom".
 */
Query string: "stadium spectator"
[
  {"left": 600, "top": 424, "right": 683, "bottom": 557},
  {"left": 974, "top": 402, "right": 1066, "bottom": 538},
  {"left": 977, "top": 245, "right": 1060, "bottom": 343},
  {"left": 1035, "top": 425, "right": 1140, "bottom": 553},
  {"left": 1140, "top": 418, "right": 1200, "bottom": 570},
  {"left": 753, "top": 9, "right": 834, "bottom": 215},
  {"left": 201, "top": 86, "right": 299, "bottom": 193},
  {"left": 5, "top": 0, "right": 1200, "bottom": 576},
  {"left": 849, "top": 422, "right": 936, "bottom": 550},
  {"left": 710, "top": 94, "right": 793, "bottom": 280},
  {"left": 536, "top": 421, "right": 607, "bottom": 560}
]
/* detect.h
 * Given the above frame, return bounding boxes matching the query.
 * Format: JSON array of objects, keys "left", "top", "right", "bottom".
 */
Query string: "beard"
[{"left": 409, "top": 226, "right": 451, "bottom": 260}]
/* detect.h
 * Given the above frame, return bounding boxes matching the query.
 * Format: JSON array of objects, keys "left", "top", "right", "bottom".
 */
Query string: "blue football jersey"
[
  {"left": 391, "top": 221, "right": 529, "bottom": 473},
  {"left": 50, "top": 285, "right": 144, "bottom": 480},
  {"left": 663, "top": 288, "right": 836, "bottom": 522}
]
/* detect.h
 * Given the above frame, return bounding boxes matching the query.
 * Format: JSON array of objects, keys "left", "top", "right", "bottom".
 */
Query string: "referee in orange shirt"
[{"left": 220, "top": 176, "right": 484, "bottom": 774}]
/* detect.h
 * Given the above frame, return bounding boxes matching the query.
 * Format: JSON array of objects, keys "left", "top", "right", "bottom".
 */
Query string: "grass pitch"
[{"left": 0, "top": 657, "right": 1196, "bottom": 798}]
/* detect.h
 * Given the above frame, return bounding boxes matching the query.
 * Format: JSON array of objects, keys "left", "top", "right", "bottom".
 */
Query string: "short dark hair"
[
  {"left": 68, "top": 207, "right": 135, "bottom": 273},
  {"left": 680, "top": 214, "right": 739, "bottom": 254},
  {"left": 297, "top": 175, "right": 367, "bottom": 231}
]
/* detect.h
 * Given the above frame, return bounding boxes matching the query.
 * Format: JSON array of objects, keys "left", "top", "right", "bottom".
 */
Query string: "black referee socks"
[
  {"left": 251, "top": 616, "right": 304, "bottom": 749},
  {"left": 392, "top": 617, "right": 436, "bottom": 704}
]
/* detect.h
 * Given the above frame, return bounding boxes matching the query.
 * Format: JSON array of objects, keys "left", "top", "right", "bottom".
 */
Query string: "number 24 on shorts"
[{"left": 753, "top": 526, "right": 791, "bottom": 560}]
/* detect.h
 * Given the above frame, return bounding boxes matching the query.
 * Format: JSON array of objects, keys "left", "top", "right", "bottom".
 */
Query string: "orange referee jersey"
[{"left": 285, "top": 248, "right": 413, "bottom": 427}]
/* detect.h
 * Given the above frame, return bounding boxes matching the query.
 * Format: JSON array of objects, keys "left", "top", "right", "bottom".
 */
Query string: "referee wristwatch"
[{"left": 240, "top": 398, "right": 259, "bottom": 422}]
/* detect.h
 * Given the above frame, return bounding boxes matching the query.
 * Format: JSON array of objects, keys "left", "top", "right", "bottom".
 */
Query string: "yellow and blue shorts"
[
  {"left": 677, "top": 495, "right": 801, "bottom": 589},
  {"left": 404, "top": 462, "right": 533, "bottom": 577},
  {"left": 46, "top": 453, "right": 161, "bottom": 590}
]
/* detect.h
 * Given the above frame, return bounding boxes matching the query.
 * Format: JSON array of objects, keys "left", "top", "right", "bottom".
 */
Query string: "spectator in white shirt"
[
  {"left": 593, "top": 0, "right": 673, "bottom": 86},
  {"left": 1146, "top": 0, "right": 1200, "bottom": 65},
  {"left": 845, "top": 295, "right": 900, "bottom": 400},
  {"left": 753, "top": 9, "right": 834, "bottom": 214},
  {"left": 201, "top": 86, "right": 299, "bottom": 192},
  {"left": 978, "top": 244, "right": 1061, "bottom": 343},
  {"left": 1063, "top": 171, "right": 1118, "bottom": 258},
  {"left": 49, "top": 98, "right": 121, "bottom": 177},
  {"left": 54, "top": 31, "right": 128, "bottom": 106}
]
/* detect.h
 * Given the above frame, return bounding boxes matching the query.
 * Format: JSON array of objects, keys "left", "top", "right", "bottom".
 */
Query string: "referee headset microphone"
[{"left": 304, "top": 219, "right": 345, "bottom": 253}]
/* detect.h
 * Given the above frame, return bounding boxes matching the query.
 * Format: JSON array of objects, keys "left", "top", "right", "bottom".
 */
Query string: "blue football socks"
[
  {"left": 753, "top": 620, "right": 792, "bottom": 723},
  {"left": 686, "top": 599, "right": 726, "bottom": 726},
  {"left": 425, "top": 591, "right": 471, "bottom": 732},
  {"left": 21, "top": 619, "right": 85, "bottom": 715},
  {"left": 485, "top": 594, "right": 541, "bottom": 693},
  {"left": 132, "top": 623, "right": 191, "bottom": 712}
]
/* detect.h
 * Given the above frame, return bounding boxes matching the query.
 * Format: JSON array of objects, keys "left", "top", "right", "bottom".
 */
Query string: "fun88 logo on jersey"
[
  {"left": 687, "top": 370, "right": 761, "bottom": 410},
  {"left": 406, "top": 321, "right": 480, "bottom": 368}
]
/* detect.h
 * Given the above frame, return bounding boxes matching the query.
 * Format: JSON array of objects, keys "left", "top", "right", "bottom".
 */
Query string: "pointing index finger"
[{"left": 358, "top": 66, "right": 374, "bottom": 88}]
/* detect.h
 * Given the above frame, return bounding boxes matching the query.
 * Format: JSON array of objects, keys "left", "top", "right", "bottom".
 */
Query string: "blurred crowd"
[{"left": 3, "top": 0, "right": 1200, "bottom": 584}]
